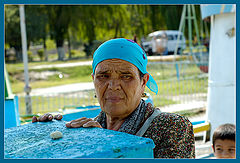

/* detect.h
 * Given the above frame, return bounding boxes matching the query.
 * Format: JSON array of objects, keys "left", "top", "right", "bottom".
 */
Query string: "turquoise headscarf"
[{"left": 92, "top": 38, "right": 158, "bottom": 94}]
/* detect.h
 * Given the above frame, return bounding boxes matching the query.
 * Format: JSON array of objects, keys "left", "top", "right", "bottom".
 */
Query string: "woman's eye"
[
  {"left": 97, "top": 74, "right": 109, "bottom": 79},
  {"left": 121, "top": 75, "right": 131, "bottom": 79}
]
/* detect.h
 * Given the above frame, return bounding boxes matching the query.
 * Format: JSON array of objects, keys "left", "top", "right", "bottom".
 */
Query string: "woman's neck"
[
  {"left": 106, "top": 116, "right": 125, "bottom": 131},
  {"left": 104, "top": 100, "right": 143, "bottom": 131}
]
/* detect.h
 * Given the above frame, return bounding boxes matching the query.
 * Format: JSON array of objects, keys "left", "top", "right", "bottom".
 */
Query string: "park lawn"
[
  {"left": 152, "top": 96, "right": 177, "bottom": 107},
  {"left": 147, "top": 77, "right": 207, "bottom": 107},
  {"left": 12, "top": 77, "right": 93, "bottom": 94},
  {"left": 147, "top": 63, "right": 204, "bottom": 81},
  {"left": 6, "top": 58, "right": 92, "bottom": 72},
  {"left": 8, "top": 65, "right": 93, "bottom": 94},
  {"left": 7, "top": 60, "right": 207, "bottom": 95}
]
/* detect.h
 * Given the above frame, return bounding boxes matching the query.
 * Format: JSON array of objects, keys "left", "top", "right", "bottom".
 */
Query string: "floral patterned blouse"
[{"left": 140, "top": 103, "right": 195, "bottom": 158}]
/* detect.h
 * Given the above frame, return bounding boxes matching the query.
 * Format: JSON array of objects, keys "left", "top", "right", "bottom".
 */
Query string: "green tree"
[
  {"left": 70, "top": 5, "right": 132, "bottom": 57},
  {"left": 6, "top": 5, "right": 200, "bottom": 61},
  {"left": 159, "top": 5, "right": 183, "bottom": 30},
  {"left": 25, "top": 5, "right": 48, "bottom": 46},
  {"left": 25, "top": 5, "right": 49, "bottom": 60},
  {"left": 5, "top": 5, "right": 49, "bottom": 62},
  {"left": 46, "top": 5, "right": 76, "bottom": 61},
  {"left": 5, "top": 5, "right": 22, "bottom": 61}
]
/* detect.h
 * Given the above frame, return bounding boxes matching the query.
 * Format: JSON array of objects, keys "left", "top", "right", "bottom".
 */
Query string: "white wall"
[{"left": 206, "top": 12, "right": 236, "bottom": 139}]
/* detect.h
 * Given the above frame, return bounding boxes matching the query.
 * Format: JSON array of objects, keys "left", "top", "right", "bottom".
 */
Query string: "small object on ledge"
[
  {"left": 50, "top": 131, "right": 63, "bottom": 140},
  {"left": 32, "top": 116, "right": 38, "bottom": 123}
]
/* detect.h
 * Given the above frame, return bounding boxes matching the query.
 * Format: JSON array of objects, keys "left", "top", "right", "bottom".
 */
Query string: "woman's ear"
[
  {"left": 91, "top": 73, "right": 94, "bottom": 80},
  {"left": 140, "top": 73, "right": 149, "bottom": 94},
  {"left": 142, "top": 73, "right": 150, "bottom": 86}
]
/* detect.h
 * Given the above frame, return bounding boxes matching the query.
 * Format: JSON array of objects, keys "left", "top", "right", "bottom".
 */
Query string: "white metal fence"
[{"left": 18, "top": 61, "right": 208, "bottom": 116}]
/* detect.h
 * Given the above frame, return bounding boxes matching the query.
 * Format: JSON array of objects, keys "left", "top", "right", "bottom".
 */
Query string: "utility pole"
[{"left": 19, "top": 5, "right": 32, "bottom": 115}]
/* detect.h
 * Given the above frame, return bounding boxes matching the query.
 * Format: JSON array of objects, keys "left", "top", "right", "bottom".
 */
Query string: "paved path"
[
  {"left": 30, "top": 61, "right": 93, "bottom": 70},
  {"left": 160, "top": 101, "right": 206, "bottom": 113},
  {"left": 18, "top": 82, "right": 95, "bottom": 96}
]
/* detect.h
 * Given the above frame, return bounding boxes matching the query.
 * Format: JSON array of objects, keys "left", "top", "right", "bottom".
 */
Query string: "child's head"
[{"left": 212, "top": 123, "right": 236, "bottom": 159}]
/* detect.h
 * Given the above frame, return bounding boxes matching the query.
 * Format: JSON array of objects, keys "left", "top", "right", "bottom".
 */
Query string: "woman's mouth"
[{"left": 105, "top": 97, "right": 123, "bottom": 103}]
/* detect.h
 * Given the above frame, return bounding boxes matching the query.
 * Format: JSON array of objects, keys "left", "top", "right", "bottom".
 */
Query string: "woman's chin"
[{"left": 102, "top": 105, "right": 128, "bottom": 116}]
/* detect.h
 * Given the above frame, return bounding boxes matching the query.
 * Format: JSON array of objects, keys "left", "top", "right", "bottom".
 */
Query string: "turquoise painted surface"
[
  {"left": 63, "top": 108, "right": 101, "bottom": 121},
  {"left": 4, "top": 120, "right": 155, "bottom": 158},
  {"left": 5, "top": 96, "right": 20, "bottom": 129}
]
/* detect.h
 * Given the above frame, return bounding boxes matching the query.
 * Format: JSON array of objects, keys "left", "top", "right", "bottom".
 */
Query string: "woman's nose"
[{"left": 108, "top": 78, "right": 121, "bottom": 90}]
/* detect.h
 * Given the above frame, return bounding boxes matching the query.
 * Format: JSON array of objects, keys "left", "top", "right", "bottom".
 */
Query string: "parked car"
[{"left": 142, "top": 30, "right": 186, "bottom": 55}]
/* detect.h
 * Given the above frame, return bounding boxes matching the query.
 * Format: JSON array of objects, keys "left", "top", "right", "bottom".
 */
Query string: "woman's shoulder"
[
  {"left": 157, "top": 112, "right": 191, "bottom": 123},
  {"left": 154, "top": 111, "right": 192, "bottom": 126},
  {"left": 144, "top": 103, "right": 192, "bottom": 126},
  {"left": 143, "top": 103, "right": 193, "bottom": 132},
  {"left": 144, "top": 109, "right": 195, "bottom": 146}
]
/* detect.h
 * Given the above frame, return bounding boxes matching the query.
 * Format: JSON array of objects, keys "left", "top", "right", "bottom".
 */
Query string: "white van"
[{"left": 142, "top": 30, "right": 186, "bottom": 55}]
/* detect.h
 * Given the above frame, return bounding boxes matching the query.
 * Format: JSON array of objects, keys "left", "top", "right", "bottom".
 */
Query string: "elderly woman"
[{"left": 33, "top": 38, "right": 195, "bottom": 158}]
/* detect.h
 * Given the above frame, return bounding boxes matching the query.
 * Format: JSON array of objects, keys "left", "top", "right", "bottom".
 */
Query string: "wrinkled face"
[
  {"left": 92, "top": 59, "right": 149, "bottom": 119},
  {"left": 213, "top": 139, "right": 236, "bottom": 159}
]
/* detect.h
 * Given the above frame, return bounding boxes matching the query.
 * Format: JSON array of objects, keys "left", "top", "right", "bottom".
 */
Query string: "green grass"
[
  {"left": 183, "top": 45, "right": 208, "bottom": 53},
  {"left": 147, "top": 63, "right": 204, "bottom": 81},
  {"left": 175, "top": 108, "right": 205, "bottom": 117},
  {"left": 152, "top": 97, "right": 177, "bottom": 107},
  {"left": 8, "top": 65, "right": 93, "bottom": 94},
  {"left": 161, "top": 78, "right": 207, "bottom": 94},
  {"left": 6, "top": 50, "right": 94, "bottom": 94},
  {"left": 43, "top": 50, "right": 90, "bottom": 62},
  {"left": 146, "top": 77, "right": 208, "bottom": 108},
  {"left": 6, "top": 56, "right": 91, "bottom": 72},
  {"left": 18, "top": 90, "right": 99, "bottom": 115}
]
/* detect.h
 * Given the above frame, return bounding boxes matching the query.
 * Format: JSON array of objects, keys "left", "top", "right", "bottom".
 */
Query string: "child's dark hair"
[{"left": 212, "top": 123, "right": 236, "bottom": 148}]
